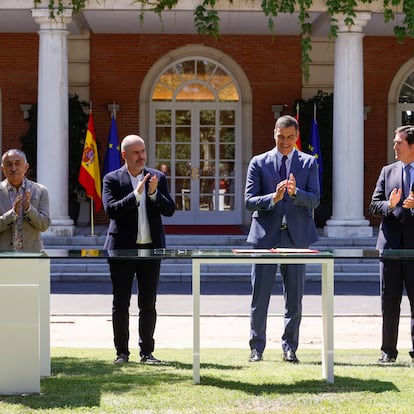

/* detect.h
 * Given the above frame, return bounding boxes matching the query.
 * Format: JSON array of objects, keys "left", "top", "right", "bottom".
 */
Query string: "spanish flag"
[{"left": 79, "top": 111, "right": 103, "bottom": 212}]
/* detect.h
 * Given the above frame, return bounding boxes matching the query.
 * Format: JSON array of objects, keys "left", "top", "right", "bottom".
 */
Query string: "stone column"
[
  {"left": 324, "top": 12, "right": 373, "bottom": 238},
  {"left": 32, "top": 8, "right": 74, "bottom": 236}
]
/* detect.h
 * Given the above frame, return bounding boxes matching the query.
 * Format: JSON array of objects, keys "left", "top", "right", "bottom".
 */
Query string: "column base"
[
  {"left": 324, "top": 218, "right": 373, "bottom": 238},
  {"left": 43, "top": 219, "right": 75, "bottom": 236}
]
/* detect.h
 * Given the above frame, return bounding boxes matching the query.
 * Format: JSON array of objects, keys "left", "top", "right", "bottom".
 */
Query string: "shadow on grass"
[
  {"left": 0, "top": 354, "right": 399, "bottom": 411},
  {"left": 0, "top": 357, "right": 183, "bottom": 410},
  {"left": 199, "top": 375, "right": 398, "bottom": 394},
  {"left": 1, "top": 356, "right": 242, "bottom": 411}
]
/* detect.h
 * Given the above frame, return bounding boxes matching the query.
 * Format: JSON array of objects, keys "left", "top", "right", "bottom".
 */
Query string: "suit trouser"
[
  {"left": 249, "top": 230, "right": 306, "bottom": 353},
  {"left": 380, "top": 259, "right": 414, "bottom": 358},
  {"left": 109, "top": 257, "right": 161, "bottom": 357}
]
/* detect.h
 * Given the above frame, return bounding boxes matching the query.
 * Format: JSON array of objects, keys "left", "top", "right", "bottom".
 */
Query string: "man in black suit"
[
  {"left": 102, "top": 134, "right": 175, "bottom": 364},
  {"left": 370, "top": 125, "right": 414, "bottom": 364}
]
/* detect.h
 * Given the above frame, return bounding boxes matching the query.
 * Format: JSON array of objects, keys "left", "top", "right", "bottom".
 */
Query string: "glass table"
[{"left": 3, "top": 247, "right": 410, "bottom": 393}]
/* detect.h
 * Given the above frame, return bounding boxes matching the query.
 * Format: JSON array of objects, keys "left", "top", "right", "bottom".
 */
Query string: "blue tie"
[
  {"left": 404, "top": 164, "right": 412, "bottom": 198},
  {"left": 279, "top": 155, "right": 287, "bottom": 181}
]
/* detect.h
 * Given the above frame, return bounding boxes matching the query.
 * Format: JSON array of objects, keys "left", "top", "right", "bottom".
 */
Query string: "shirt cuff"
[{"left": 148, "top": 190, "right": 158, "bottom": 200}]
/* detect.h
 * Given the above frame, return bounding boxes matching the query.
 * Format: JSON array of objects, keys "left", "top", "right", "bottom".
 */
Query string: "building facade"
[{"left": 1, "top": 1, "right": 414, "bottom": 235}]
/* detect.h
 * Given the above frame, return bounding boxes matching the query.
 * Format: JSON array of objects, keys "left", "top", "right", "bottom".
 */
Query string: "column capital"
[
  {"left": 31, "top": 7, "right": 72, "bottom": 31},
  {"left": 335, "top": 11, "right": 371, "bottom": 33}
]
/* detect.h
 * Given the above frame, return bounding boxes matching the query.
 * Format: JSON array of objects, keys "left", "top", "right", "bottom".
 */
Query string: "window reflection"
[{"left": 152, "top": 59, "right": 239, "bottom": 102}]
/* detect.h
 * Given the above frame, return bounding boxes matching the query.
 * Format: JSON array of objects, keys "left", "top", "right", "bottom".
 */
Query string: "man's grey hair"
[
  {"left": 121, "top": 135, "right": 146, "bottom": 152},
  {"left": 1, "top": 149, "right": 27, "bottom": 167}
]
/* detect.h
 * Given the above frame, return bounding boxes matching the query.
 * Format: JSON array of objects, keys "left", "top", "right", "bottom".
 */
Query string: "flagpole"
[
  {"left": 89, "top": 101, "right": 95, "bottom": 237},
  {"left": 90, "top": 197, "right": 95, "bottom": 236}
]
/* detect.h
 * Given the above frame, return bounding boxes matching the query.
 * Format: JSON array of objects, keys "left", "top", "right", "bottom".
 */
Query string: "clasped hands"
[
  {"left": 136, "top": 173, "right": 158, "bottom": 195},
  {"left": 273, "top": 173, "right": 296, "bottom": 203},
  {"left": 13, "top": 190, "right": 31, "bottom": 214},
  {"left": 389, "top": 188, "right": 414, "bottom": 209}
]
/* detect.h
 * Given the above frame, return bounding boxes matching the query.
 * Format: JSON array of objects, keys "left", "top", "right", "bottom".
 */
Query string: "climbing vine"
[{"left": 34, "top": 0, "right": 414, "bottom": 80}]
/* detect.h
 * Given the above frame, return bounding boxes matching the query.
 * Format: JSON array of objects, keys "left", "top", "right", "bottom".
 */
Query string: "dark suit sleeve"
[
  {"left": 148, "top": 171, "right": 175, "bottom": 217},
  {"left": 245, "top": 156, "right": 276, "bottom": 212},
  {"left": 292, "top": 156, "right": 320, "bottom": 210},
  {"left": 102, "top": 172, "right": 138, "bottom": 220},
  {"left": 369, "top": 166, "right": 391, "bottom": 217}
]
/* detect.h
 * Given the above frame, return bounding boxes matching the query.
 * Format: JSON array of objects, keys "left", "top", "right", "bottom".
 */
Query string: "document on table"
[{"left": 232, "top": 248, "right": 320, "bottom": 254}]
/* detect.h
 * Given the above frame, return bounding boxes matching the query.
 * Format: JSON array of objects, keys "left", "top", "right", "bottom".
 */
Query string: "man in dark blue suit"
[
  {"left": 370, "top": 125, "right": 414, "bottom": 364},
  {"left": 103, "top": 134, "right": 175, "bottom": 364},
  {"left": 245, "top": 115, "right": 320, "bottom": 363}
]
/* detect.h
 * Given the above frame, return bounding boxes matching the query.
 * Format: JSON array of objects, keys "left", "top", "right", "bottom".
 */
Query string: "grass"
[{"left": 1, "top": 348, "right": 414, "bottom": 413}]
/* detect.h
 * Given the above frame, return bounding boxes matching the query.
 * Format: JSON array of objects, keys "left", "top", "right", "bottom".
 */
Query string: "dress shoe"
[
  {"left": 113, "top": 353, "right": 129, "bottom": 364},
  {"left": 249, "top": 349, "right": 263, "bottom": 362},
  {"left": 283, "top": 349, "right": 299, "bottom": 363},
  {"left": 378, "top": 352, "right": 396, "bottom": 364},
  {"left": 140, "top": 353, "right": 162, "bottom": 364}
]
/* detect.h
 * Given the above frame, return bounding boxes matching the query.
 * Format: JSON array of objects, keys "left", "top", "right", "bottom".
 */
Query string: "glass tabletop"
[{"left": 0, "top": 248, "right": 412, "bottom": 260}]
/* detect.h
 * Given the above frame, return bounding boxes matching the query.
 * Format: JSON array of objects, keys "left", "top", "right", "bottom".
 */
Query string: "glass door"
[{"left": 153, "top": 105, "right": 239, "bottom": 224}]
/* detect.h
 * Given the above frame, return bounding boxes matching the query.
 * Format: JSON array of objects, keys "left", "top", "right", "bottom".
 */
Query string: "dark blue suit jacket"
[
  {"left": 370, "top": 161, "right": 414, "bottom": 249},
  {"left": 102, "top": 166, "right": 175, "bottom": 249},
  {"left": 245, "top": 148, "right": 320, "bottom": 248}
]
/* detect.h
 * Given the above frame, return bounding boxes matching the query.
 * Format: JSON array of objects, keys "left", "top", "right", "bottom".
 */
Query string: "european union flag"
[
  {"left": 102, "top": 116, "right": 121, "bottom": 177},
  {"left": 309, "top": 116, "right": 323, "bottom": 194}
]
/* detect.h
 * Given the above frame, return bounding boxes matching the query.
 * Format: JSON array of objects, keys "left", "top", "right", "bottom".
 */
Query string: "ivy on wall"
[{"left": 34, "top": 0, "right": 414, "bottom": 80}]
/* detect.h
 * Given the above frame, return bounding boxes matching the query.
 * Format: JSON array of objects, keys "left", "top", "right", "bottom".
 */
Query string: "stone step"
[
  {"left": 49, "top": 258, "right": 379, "bottom": 282},
  {"left": 50, "top": 260, "right": 379, "bottom": 273},
  {"left": 50, "top": 271, "right": 378, "bottom": 283},
  {"left": 44, "top": 227, "right": 380, "bottom": 283}
]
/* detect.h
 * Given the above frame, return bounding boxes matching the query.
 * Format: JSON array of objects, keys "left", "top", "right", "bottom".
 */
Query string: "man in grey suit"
[
  {"left": 369, "top": 125, "right": 414, "bottom": 364},
  {"left": 0, "top": 149, "right": 50, "bottom": 251},
  {"left": 245, "top": 115, "right": 320, "bottom": 363}
]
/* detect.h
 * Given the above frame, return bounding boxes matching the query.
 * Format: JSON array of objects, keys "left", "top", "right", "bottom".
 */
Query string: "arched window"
[
  {"left": 152, "top": 59, "right": 239, "bottom": 102},
  {"left": 399, "top": 71, "right": 414, "bottom": 124},
  {"left": 150, "top": 57, "right": 242, "bottom": 224}
]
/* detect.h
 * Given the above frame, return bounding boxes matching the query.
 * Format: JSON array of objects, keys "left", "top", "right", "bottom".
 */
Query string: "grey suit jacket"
[
  {"left": 369, "top": 161, "right": 414, "bottom": 249},
  {"left": 245, "top": 148, "right": 320, "bottom": 248},
  {"left": 0, "top": 178, "right": 51, "bottom": 251}
]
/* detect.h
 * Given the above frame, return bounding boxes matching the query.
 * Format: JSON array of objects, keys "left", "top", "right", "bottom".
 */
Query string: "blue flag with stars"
[
  {"left": 102, "top": 116, "right": 121, "bottom": 176},
  {"left": 309, "top": 116, "right": 323, "bottom": 194}
]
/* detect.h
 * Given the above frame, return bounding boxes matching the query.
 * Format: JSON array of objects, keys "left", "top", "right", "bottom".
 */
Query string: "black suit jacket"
[
  {"left": 102, "top": 166, "right": 175, "bottom": 249},
  {"left": 369, "top": 161, "right": 414, "bottom": 249}
]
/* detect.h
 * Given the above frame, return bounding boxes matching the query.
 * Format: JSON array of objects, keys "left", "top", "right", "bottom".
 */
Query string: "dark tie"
[
  {"left": 404, "top": 164, "right": 412, "bottom": 198},
  {"left": 279, "top": 155, "right": 287, "bottom": 181}
]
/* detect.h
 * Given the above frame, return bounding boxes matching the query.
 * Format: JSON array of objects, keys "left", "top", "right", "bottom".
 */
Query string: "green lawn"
[{"left": 1, "top": 348, "right": 413, "bottom": 413}]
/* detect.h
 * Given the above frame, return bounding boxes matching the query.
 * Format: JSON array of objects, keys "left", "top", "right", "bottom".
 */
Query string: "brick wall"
[
  {"left": 363, "top": 36, "right": 414, "bottom": 222},
  {"left": 89, "top": 33, "right": 303, "bottom": 156},
  {"left": 2, "top": 32, "right": 414, "bottom": 225},
  {"left": 0, "top": 34, "right": 38, "bottom": 149}
]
